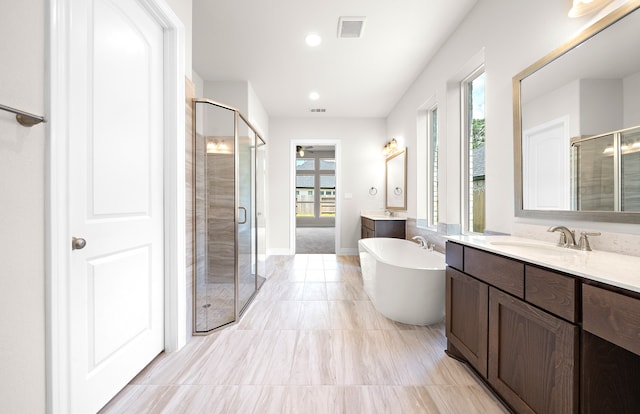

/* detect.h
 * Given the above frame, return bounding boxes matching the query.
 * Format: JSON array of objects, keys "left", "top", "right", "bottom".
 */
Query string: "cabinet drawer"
[
  {"left": 583, "top": 284, "right": 640, "bottom": 356},
  {"left": 445, "top": 241, "right": 464, "bottom": 271},
  {"left": 464, "top": 247, "right": 524, "bottom": 299},
  {"left": 525, "top": 266, "right": 577, "bottom": 323},
  {"left": 375, "top": 220, "right": 405, "bottom": 238}
]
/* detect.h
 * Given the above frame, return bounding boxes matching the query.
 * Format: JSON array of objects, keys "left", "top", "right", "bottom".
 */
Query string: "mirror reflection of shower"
[{"left": 193, "top": 99, "right": 266, "bottom": 333}]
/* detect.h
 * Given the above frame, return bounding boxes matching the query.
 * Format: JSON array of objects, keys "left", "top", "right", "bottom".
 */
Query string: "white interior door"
[
  {"left": 522, "top": 117, "right": 570, "bottom": 210},
  {"left": 68, "top": 0, "right": 164, "bottom": 412}
]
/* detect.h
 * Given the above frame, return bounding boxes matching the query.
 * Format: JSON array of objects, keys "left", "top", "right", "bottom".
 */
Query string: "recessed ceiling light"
[
  {"left": 305, "top": 33, "right": 322, "bottom": 47},
  {"left": 309, "top": 92, "right": 320, "bottom": 101}
]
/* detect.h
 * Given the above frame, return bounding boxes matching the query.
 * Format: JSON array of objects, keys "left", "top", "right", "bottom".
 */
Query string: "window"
[
  {"left": 429, "top": 106, "right": 439, "bottom": 227},
  {"left": 295, "top": 173, "right": 315, "bottom": 217},
  {"left": 463, "top": 69, "right": 486, "bottom": 233},
  {"left": 295, "top": 151, "right": 336, "bottom": 223}
]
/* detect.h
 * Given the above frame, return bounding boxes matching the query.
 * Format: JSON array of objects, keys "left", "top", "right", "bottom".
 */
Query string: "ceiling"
[{"left": 193, "top": 0, "right": 478, "bottom": 118}]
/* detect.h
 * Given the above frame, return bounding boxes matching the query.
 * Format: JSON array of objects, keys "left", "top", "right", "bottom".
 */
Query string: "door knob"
[{"left": 72, "top": 237, "right": 87, "bottom": 250}]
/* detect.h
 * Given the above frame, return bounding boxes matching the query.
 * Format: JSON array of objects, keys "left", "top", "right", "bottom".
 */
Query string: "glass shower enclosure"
[{"left": 193, "top": 98, "right": 266, "bottom": 333}]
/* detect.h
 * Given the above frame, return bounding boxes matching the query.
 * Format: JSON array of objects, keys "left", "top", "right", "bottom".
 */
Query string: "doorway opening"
[{"left": 294, "top": 144, "right": 337, "bottom": 254}]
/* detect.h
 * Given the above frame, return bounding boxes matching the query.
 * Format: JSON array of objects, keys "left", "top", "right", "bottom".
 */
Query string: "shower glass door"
[
  {"left": 237, "top": 115, "right": 256, "bottom": 313},
  {"left": 193, "top": 99, "right": 266, "bottom": 334},
  {"left": 194, "top": 101, "right": 237, "bottom": 332}
]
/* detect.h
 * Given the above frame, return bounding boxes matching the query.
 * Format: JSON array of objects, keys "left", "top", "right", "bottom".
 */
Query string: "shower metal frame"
[{"left": 192, "top": 98, "right": 266, "bottom": 335}]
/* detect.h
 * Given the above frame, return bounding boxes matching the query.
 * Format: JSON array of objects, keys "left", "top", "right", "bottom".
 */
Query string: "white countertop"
[
  {"left": 360, "top": 210, "right": 407, "bottom": 221},
  {"left": 446, "top": 235, "right": 640, "bottom": 294},
  {"left": 361, "top": 214, "right": 407, "bottom": 221}
]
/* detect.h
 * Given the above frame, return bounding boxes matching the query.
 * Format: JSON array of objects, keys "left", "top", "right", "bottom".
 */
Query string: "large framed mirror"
[
  {"left": 513, "top": 0, "right": 640, "bottom": 223},
  {"left": 386, "top": 148, "right": 407, "bottom": 210}
]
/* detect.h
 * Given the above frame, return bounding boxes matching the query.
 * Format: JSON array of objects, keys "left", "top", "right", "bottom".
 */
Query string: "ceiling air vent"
[
  {"left": 310, "top": 108, "right": 326, "bottom": 113},
  {"left": 337, "top": 16, "right": 366, "bottom": 38}
]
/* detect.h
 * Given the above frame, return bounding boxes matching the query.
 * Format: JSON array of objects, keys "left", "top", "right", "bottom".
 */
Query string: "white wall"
[
  {"left": 624, "top": 71, "right": 640, "bottom": 126},
  {"left": 580, "top": 78, "right": 624, "bottom": 134},
  {"left": 385, "top": 0, "right": 640, "bottom": 252},
  {"left": 248, "top": 81, "right": 269, "bottom": 139},
  {"left": 523, "top": 80, "right": 580, "bottom": 136},
  {"left": 268, "top": 117, "right": 387, "bottom": 254},
  {"left": 0, "top": 1, "right": 46, "bottom": 412},
  {"left": 202, "top": 80, "right": 269, "bottom": 137},
  {"left": 164, "top": 0, "right": 192, "bottom": 79}
]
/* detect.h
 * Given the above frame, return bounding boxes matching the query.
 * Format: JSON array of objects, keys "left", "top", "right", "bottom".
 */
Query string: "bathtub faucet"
[{"left": 411, "top": 236, "right": 428, "bottom": 248}]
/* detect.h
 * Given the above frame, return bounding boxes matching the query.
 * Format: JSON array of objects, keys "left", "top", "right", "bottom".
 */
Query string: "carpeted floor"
[{"left": 296, "top": 227, "right": 335, "bottom": 254}]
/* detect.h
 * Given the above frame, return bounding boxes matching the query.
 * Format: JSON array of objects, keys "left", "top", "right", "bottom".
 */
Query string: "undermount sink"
[{"left": 488, "top": 240, "right": 586, "bottom": 258}]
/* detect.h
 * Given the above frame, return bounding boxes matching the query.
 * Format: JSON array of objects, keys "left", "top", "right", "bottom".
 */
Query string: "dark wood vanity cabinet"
[
  {"left": 360, "top": 217, "right": 405, "bottom": 239},
  {"left": 445, "top": 241, "right": 578, "bottom": 413}
]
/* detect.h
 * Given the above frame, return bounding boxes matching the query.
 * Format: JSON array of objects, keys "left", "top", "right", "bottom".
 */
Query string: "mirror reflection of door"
[
  {"left": 295, "top": 145, "right": 336, "bottom": 254},
  {"left": 522, "top": 117, "right": 570, "bottom": 210}
]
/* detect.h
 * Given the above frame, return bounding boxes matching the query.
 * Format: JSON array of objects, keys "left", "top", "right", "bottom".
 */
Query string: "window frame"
[
  {"left": 427, "top": 105, "right": 439, "bottom": 228},
  {"left": 461, "top": 66, "right": 486, "bottom": 234}
]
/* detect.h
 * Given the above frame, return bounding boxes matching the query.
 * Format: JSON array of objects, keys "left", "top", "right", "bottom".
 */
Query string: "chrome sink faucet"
[{"left": 547, "top": 226, "right": 577, "bottom": 248}]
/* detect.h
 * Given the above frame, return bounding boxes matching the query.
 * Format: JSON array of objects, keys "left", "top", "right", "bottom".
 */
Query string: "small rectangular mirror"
[{"left": 386, "top": 148, "right": 407, "bottom": 210}]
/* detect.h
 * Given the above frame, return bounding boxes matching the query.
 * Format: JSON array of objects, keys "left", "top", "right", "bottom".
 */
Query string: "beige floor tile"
[
  {"left": 156, "top": 385, "right": 239, "bottom": 414},
  {"left": 302, "top": 282, "right": 328, "bottom": 300},
  {"left": 289, "top": 330, "right": 337, "bottom": 385},
  {"left": 235, "top": 300, "right": 274, "bottom": 330},
  {"left": 299, "top": 301, "right": 331, "bottom": 330},
  {"left": 326, "top": 282, "right": 368, "bottom": 300},
  {"left": 343, "top": 385, "right": 441, "bottom": 414},
  {"left": 252, "top": 385, "right": 343, "bottom": 414},
  {"left": 329, "top": 300, "right": 384, "bottom": 330},
  {"left": 239, "top": 330, "right": 298, "bottom": 385},
  {"left": 263, "top": 300, "right": 303, "bottom": 330},
  {"left": 324, "top": 268, "right": 342, "bottom": 282},
  {"left": 333, "top": 330, "right": 402, "bottom": 385},
  {"left": 426, "top": 384, "right": 511, "bottom": 413},
  {"left": 276, "top": 282, "right": 305, "bottom": 301},
  {"left": 99, "top": 384, "right": 174, "bottom": 413},
  {"left": 305, "top": 269, "right": 326, "bottom": 282},
  {"left": 288, "top": 268, "right": 308, "bottom": 282},
  {"left": 102, "top": 254, "right": 508, "bottom": 414}
]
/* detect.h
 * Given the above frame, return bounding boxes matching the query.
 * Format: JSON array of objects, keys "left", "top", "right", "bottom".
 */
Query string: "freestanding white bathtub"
[{"left": 358, "top": 237, "right": 446, "bottom": 325}]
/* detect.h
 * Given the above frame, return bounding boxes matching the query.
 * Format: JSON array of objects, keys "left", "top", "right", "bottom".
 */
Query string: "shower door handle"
[{"left": 238, "top": 206, "right": 247, "bottom": 224}]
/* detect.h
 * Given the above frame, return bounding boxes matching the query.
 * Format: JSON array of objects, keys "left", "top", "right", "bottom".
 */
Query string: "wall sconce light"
[
  {"left": 568, "top": 0, "right": 612, "bottom": 18},
  {"left": 382, "top": 138, "right": 399, "bottom": 156},
  {"left": 206, "top": 139, "right": 232, "bottom": 154},
  {"left": 296, "top": 145, "right": 305, "bottom": 157}
]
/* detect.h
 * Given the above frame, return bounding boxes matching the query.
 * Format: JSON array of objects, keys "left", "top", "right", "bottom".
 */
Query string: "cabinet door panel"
[
  {"left": 582, "top": 330, "right": 640, "bottom": 413},
  {"left": 446, "top": 268, "right": 488, "bottom": 377},
  {"left": 489, "top": 288, "right": 578, "bottom": 414}
]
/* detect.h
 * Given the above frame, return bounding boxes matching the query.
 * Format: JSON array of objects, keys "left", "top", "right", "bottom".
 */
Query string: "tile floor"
[{"left": 100, "top": 254, "right": 509, "bottom": 413}]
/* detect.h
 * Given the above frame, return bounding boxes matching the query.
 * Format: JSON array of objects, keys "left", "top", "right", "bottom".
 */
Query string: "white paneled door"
[
  {"left": 522, "top": 117, "right": 570, "bottom": 210},
  {"left": 67, "top": 0, "right": 164, "bottom": 412}
]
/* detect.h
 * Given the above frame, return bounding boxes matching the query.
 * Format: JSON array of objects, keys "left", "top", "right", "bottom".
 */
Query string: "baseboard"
[{"left": 339, "top": 248, "right": 359, "bottom": 255}]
